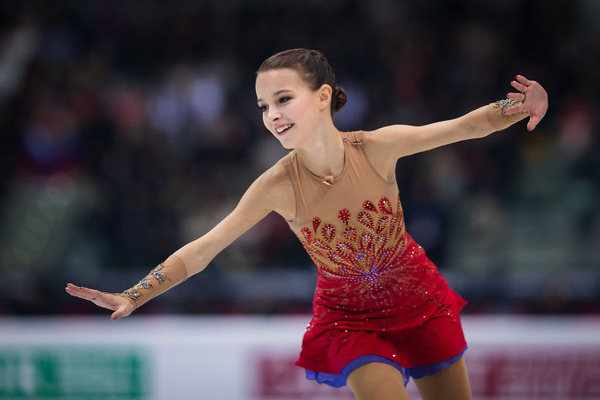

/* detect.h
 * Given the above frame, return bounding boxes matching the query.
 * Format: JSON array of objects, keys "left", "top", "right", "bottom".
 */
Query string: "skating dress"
[{"left": 279, "top": 131, "right": 467, "bottom": 387}]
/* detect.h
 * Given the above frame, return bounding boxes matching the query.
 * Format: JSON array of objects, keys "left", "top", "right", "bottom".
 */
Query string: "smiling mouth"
[{"left": 275, "top": 123, "right": 294, "bottom": 134}]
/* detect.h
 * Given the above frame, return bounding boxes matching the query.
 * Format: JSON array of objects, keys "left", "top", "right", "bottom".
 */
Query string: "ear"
[{"left": 318, "top": 84, "right": 333, "bottom": 111}]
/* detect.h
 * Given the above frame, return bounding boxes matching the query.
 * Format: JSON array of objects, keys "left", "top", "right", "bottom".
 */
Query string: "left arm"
[{"left": 364, "top": 75, "right": 548, "bottom": 180}]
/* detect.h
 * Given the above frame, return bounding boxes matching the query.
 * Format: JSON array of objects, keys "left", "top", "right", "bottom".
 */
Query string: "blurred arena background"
[{"left": 0, "top": 0, "right": 598, "bottom": 399}]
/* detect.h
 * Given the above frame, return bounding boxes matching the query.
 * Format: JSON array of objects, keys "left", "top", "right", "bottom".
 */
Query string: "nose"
[{"left": 267, "top": 107, "right": 280, "bottom": 122}]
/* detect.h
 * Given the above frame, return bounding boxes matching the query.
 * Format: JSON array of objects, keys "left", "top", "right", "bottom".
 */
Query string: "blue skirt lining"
[{"left": 305, "top": 346, "right": 467, "bottom": 388}]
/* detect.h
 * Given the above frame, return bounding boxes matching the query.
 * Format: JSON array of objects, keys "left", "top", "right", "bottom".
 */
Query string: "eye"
[
  {"left": 279, "top": 96, "right": 291, "bottom": 104},
  {"left": 258, "top": 104, "right": 268, "bottom": 113}
]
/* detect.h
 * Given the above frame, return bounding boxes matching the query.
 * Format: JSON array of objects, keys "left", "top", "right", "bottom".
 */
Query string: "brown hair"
[{"left": 257, "top": 48, "right": 347, "bottom": 114}]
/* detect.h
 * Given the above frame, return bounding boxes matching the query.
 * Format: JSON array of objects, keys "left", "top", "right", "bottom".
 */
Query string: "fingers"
[
  {"left": 515, "top": 74, "right": 530, "bottom": 86},
  {"left": 502, "top": 101, "right": 526, "bottom": 115},
  {"left": 527, "top": 115, "right": 541, "bottom": 131},
  {"left": 507, "top": 75, "right": 532, "bottom": 103},
  {"left": 510, "top": 80, "right": 527, "bottom": 94},
  {"left": 67, "top": 283, "right": 133, "bottom": 321},
  {"left": 111, "top": 306, "right": 130, "bottom": 322},
  {"left": 507, "top": 91, "right": 526, "bottom": 102},
  {"left": 507, "top": 74, "right": 548, "bottom": 131},
  {"left": 65, "top": 283, "right": 101, "bottom": 301},
  {"left": 510, "top": 74, "right": 531, "bottom": 95}
]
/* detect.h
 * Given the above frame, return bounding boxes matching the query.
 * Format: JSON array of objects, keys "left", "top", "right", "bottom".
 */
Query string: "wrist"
[
  {"left": 118, "top": 254, "right": 188, "bottom": 310},
  {"left": 485, "top": 99, "right": 529, "bottom": 131}
]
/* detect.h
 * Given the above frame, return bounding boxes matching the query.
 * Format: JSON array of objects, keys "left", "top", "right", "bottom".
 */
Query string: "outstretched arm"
[
  {"left": 364, "top": 75, "right": 548, "bottom": 178},
  {"left": 66, "top": 162, "right": 295, "bottom": 321}
]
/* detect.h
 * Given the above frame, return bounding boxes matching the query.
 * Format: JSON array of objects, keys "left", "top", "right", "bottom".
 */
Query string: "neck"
[{"left": 295, "top": 122, "right": 344, "bottom": 179}]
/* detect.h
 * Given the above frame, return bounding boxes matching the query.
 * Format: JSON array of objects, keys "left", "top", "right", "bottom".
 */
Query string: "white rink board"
[{"left": 1, "top": 315, "right": 599, "bottom": 400}]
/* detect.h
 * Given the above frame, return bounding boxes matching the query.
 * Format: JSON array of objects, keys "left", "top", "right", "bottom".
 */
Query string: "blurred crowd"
[{"left": 0, "top": 0, "right": 598, "bottom": 316}]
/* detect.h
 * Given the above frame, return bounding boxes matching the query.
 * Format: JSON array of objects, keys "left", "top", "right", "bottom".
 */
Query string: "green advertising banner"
[{"left": 0, "top": 346, "right": 149, "bottom": 399}]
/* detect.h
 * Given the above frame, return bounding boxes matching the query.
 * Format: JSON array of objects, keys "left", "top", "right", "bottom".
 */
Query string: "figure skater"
[{"left": 66, "top": 49, "right": 548, "bottom": 400}]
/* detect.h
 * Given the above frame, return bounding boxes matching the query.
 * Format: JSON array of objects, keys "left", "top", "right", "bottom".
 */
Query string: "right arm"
[
  {"left": 174, "top": 161, "right": 296, "bottom": 276},
  {"left": 66, "top": 161, "right": 296, "bottom": 320}
]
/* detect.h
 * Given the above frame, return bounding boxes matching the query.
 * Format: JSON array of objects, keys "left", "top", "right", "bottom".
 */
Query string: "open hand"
[
  {"left": 505, "top": 74, "right": 548, "bottom": 131},
  {"left": 65, "top": 283, "right": 134, "bottom": 321}
]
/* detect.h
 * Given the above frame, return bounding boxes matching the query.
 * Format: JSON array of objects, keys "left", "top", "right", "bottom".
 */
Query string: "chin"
[
  {"left": 280, "top": 142, "right": 296, "bottom": 150},
  {"left": 274, "top": 134, "right": 298, "bottom": 150}
]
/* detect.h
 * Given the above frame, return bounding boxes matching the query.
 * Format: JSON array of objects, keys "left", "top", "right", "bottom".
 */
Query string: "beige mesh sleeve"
[
  {"left": 485, "top": 99, "right": 529, "bottom": 131},
  {"left": 117, "top": 254, "right": 188, "bottom": 309}
]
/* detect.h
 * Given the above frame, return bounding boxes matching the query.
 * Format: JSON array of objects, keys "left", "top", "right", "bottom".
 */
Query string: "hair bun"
[{"left": 332, "top": 86, "right": 347, "bottom": 114}]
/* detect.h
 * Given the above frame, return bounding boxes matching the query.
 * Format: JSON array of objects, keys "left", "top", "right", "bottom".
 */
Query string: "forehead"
[{"left": 255, "top": 68, "right": 307, "bottom": 99}]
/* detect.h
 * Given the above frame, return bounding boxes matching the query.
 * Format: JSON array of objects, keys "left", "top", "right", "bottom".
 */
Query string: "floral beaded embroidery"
[
  {"left": 150, "top": 265, "right": 166, "bottom": 284},
  {"left": 121, "top": 264, "right": 166, "bottom": 301},
  {"left": 297, "top": 195, "right": 417, "bottom": 317},
  {"left": 379, "top": 197, "right": 394, "bottom": 214},
  {"left": 338, "top": 209, "right": 351, "bottom": 225},
  {"left": 362, "top": 201, "right": 377, "bottom": 212},
  {"left": 299, "top": 195, "right": 406, "bottom": 282},
  {"left": 312, "top": 217, "right": 321, "bottom": 233}
]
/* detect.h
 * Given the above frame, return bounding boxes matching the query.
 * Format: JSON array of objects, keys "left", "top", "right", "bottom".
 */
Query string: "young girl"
[{"left": 66, "top": 49, "right": 548, "bottom": 400}]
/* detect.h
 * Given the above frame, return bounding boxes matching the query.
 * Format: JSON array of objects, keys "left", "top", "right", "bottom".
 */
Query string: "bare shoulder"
[
  {"left": 363, "top": 124, "right": 436, "bottom": 160},
  {"left": 363, "top": 124, "right": 413, "bottom": 157},
  {"left": 362, "top": 125, "right": 414, "bottom": 147},
  {"left": 354, "top": 128, "right": 408, "bottom": 183}
]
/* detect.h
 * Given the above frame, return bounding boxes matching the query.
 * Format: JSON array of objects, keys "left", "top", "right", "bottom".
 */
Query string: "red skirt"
[{"left": 296, "top": 287, "right": 467, "bottom": 387}]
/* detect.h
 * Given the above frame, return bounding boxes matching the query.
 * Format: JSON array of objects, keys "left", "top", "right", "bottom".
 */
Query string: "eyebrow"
[{"left": 257, "top": 89, "right": 292, "bottom": 103}]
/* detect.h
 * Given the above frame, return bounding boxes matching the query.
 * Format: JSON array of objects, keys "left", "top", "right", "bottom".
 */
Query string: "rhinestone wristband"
[
  {"left": 486, "top": 99, "right": 529, "bottom": 131},
  {"left": 119, "top": 254, "right": 188, "bottom": 309}
]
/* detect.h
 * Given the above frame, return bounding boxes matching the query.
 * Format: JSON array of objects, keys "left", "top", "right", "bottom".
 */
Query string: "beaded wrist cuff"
[
  {"left": 486, "top": 99, "right": 529, "bottom": 131},
  {"left": 118, "top": 255, "right": 188, "bottom": 309}
]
